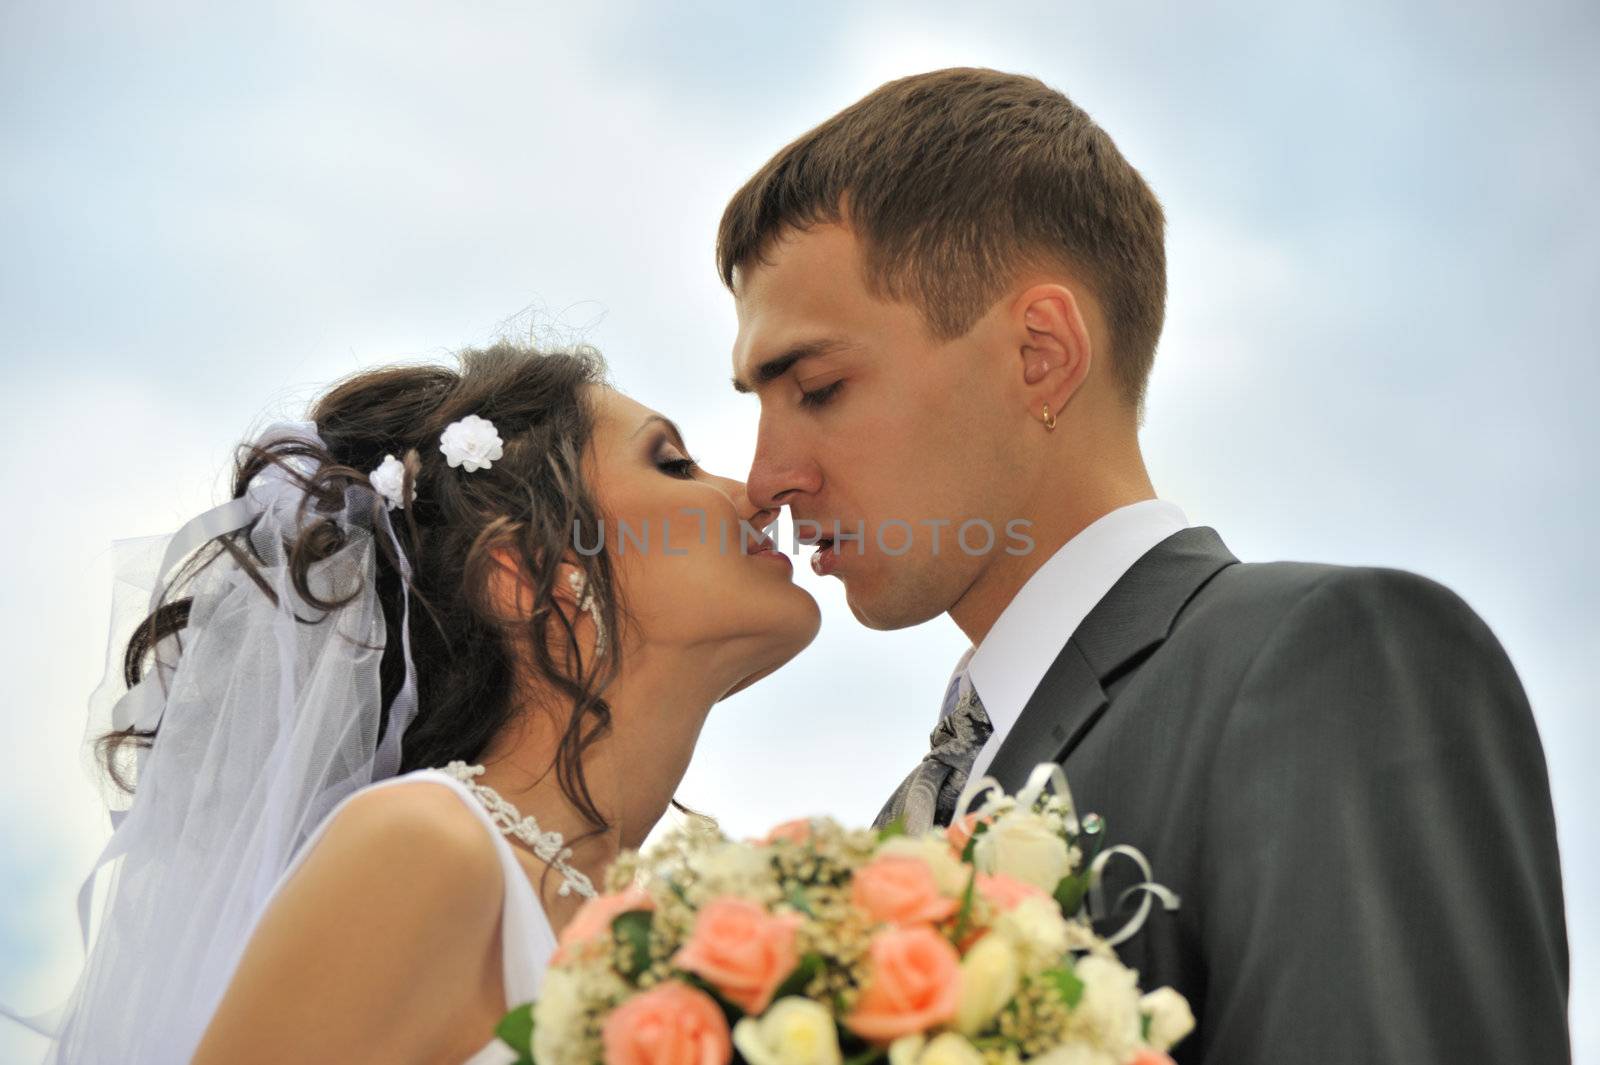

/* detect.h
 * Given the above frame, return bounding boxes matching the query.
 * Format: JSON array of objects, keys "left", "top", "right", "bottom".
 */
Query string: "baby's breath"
[
  {"left": 996, "top": 974, "right": 1076, "bottom": 1056},
  {"left": 533, "top": 773, "right": 1190, "bottom": 1065}
]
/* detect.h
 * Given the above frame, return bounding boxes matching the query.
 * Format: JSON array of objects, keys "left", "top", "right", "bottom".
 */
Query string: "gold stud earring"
[{"left": 1041, "top": 401, "right": 1057, "bottom": 431}]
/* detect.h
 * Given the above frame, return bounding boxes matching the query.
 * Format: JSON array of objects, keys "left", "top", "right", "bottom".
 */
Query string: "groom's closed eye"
[
  {"left": 731, "top": 337, "right": 859, "bottom": 395},
  {"left": 797, "top": 380, "right": 844, "bottom": 409}
]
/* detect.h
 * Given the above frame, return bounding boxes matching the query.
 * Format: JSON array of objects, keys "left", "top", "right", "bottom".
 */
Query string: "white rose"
[
  {"left": 1023, "top": 1044, "right": 1116, "bottom": 1065},
  {"left": 955, "top": 932, "right": 1020, "bottom": 1035},
  {"left": 732, "top": 997, "right": 843, "bottom": 1065},
  {"left": 694, "top": 840, "right": 781, "bottom": 903},
  {"left": 993, "top": 896, "right": 1070, "bottom": 973},
  {"left": 889, "top": 1035, "right": 926, "bottom": 1065},
  {"left": 1139, "top": 987, "right": 1195, "bottom": 1052},
  {"left": 889, "top": 1033, "right": 985, "bottom": 1065},
  {"left": 876, "top": 835, "right": 970, "bottom": 896},
  {"left": 972, "top": 811, "right": 1073, "bottom": 893},
  {"left": 1069, "top": 956, "right": 1142, "bottom": 1058}
]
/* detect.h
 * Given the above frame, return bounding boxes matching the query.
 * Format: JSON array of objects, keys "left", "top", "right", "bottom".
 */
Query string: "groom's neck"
[{"left": 948, "top": 444, "right": 1158, "bottom": 646}]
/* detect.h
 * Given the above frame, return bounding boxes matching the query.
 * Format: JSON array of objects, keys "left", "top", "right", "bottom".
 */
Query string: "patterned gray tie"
[{"left": 874, "top": 674, "right": 993, "bottom": 835}]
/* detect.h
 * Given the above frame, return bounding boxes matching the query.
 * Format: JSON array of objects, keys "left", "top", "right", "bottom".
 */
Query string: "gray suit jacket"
[{"left": 980, "top": 526, "right": 1569, "bottom": 1064}]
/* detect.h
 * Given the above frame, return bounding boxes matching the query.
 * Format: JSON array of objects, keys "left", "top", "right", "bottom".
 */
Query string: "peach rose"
[
  {"left": 975, "top": 873, "right": 1050, "bottom": 913},
  {"left": 854, "top": 856, "right": 960, "bottom": 927},
  {"left": 1129, "top": 1053, "right": 1177, "bottom": 1065},
  {"left": 845, "top": 925, "right": 963, "bottom": 1043},
  {"left": 672, "top": 897, "right": 805, "bottom": 1015},
  {"left": 945, "top": 812, "right": 993, "bottom": 857},
  {"left": 555, "top": 884, "right": 655, "bottom": 963},
  {"left": 758, "top": 818, "right": 814, "bottom": 846},
  {"left": 602, "top": 982, "right": 732, "bottom": 1065}
]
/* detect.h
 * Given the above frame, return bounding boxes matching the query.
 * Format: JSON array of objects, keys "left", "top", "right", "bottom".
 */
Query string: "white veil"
[{"left": 1, "top": 421, "right": 421, "bottom": 1063}]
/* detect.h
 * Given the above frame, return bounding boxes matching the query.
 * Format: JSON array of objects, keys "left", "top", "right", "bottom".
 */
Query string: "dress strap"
[{"left": 401, "top": 771, "right": 558, "bottom": 1008}]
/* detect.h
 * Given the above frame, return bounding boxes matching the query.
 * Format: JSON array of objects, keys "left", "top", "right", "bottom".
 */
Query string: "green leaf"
[
  {"left": 876, "top": 817, "right": 908, "bottom": 843},
  {"left": 612, "top": 910, "right": 654, "bottom": 980},
  {"left": 680, "top": 971, "right": 745, "bottom": 1026},
  {"left": 960, "top": 812, "right": 985, "bottom": 863},
  {"left": 842, "top": 1044, "right": 887, "bottom": 1065},
  {"left": 1053, "top": 873, "right": 1088, "bottom": 918},
  {"left": 951, "top": 867, "right": 979, "bottom": 944},
  {"left": 785, "top": 880, "right": 816, "bottom": 917},
  {"left": 772, "top": 952, "right": 826, "bottom": 1002},
  {"left": 495, "top": 1002, "right": 536, "bottom": 1062},
  {"left": 1041, "top": 963, "right": 1084, "bottom": 1008},
  {"left": 960, "top": 820, "right": 990, "bottom": 865},
  {"left": 1142, "top": 1012, "right": 1153, "bottom": 1042}
]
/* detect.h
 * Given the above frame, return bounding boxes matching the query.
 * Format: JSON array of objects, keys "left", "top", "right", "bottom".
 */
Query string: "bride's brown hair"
[{"left": 99, "top": 341, "right": 624, "bottom": 837}]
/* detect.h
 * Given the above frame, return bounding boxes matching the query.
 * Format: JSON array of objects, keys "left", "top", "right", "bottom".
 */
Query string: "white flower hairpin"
[
  {"left": 439, "top": 414, "right": 503, "bottom": 472},
  {"left": 366, "top": 414, "right": 501, "bottom": 510},
  {"left": 368, "top": 454, "right": 414, "bottom": 511}
]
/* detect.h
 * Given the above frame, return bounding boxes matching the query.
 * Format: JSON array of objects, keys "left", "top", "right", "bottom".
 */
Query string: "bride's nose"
[{"left": 707, "top": 472, "right": 777, "bottom": 531}]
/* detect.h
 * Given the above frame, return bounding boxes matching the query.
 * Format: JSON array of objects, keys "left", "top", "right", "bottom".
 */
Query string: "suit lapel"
[
  {"left": 985, "top": 638, "right": 1108, "bottom": 791},
  {"left": 984, "top": 526, "right": 1238, "bottom": 789}
]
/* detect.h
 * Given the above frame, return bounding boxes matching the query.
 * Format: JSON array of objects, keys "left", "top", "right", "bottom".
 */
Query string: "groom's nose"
[{"left": 746, "top": 415, "right": 822, "bottom": 510}]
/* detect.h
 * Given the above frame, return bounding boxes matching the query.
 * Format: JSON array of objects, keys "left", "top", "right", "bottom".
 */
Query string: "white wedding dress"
[{"left": 269, "top": 767, "right": 562, "bottom": 1065}]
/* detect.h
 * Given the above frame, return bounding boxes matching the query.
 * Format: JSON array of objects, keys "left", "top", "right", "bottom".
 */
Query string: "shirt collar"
[{"left": 957, "top": 500, "right": 1190, "bottom": 754}]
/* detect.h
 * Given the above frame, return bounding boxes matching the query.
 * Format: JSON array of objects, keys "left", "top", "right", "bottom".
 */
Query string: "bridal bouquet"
[{"left": 496, "top": 767, "right": 1192, "bottom": 1065}]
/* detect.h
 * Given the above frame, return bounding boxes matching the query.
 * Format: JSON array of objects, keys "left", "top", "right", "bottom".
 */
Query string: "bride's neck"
[{"left": 471, "top": 644, "right": 725, "bottom": 931}]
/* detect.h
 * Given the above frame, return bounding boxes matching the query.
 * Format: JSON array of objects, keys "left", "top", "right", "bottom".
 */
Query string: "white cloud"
[{"left": 2, "top": 2, "right": 1595, "bottom": 1058}]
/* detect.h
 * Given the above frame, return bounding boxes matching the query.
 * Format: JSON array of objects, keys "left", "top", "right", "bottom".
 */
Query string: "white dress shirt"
[{"left": 941, "top": 499, "right": 1191, "bottom": 781}]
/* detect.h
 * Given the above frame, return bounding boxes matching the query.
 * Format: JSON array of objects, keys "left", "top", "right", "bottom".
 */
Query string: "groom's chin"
[{"left": 840, "top": 579, "right": 946, "bottom": 632}]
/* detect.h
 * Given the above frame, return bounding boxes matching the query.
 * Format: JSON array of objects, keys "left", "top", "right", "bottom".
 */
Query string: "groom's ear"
[{"left": 1012, "top": 283, "right": 1094, "bottom": 413}]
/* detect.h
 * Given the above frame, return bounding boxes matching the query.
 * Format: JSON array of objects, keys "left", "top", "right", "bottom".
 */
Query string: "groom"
[{"left": 718, "top": 69, "right": 1569, "bottom": 1063}]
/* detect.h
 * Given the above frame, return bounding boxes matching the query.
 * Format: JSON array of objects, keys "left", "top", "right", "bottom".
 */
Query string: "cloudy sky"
[{"left": 2, "top": 0, "right": 1596, "bottom": 1059}]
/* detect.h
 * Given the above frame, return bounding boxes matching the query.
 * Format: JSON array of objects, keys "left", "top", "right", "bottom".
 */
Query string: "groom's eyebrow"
[{"left": 731, "top": 339, "right": 853, "bottom": 394}]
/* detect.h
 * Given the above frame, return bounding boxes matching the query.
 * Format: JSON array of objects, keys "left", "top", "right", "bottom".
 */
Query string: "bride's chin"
[
  {"left": 779, "top": 586, "right": 823, "bottom": 646},
  {"left": 720, "top": 600, "right": 822, "bottom": 700}
]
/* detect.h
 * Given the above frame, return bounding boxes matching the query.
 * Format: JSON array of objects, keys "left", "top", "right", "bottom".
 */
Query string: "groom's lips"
[
  {"left": 810, "top": 537, "right": 839, "bottom": 577},
  {"left": 794, "top": 521, "right": 842, "bottom": 578}
]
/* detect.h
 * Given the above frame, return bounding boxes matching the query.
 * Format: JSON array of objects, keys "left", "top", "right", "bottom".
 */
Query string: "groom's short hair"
[{"left": 717, "top": 67, "right": 1166, "bottom": 412}]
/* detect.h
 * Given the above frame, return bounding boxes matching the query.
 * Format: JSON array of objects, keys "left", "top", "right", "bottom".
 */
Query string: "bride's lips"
[{"left": 744, "top": 533, "right": 791, "bottom": 571}]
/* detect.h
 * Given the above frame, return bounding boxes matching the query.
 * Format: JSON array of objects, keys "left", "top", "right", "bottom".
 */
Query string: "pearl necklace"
[{"left": 438, "top": 761, "right": 598, "bottom": 899}]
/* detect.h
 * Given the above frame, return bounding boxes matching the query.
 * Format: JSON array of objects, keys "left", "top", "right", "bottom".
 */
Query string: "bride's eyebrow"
[{"left": 631, "top": 414, "right": 689, "bottom": 453}]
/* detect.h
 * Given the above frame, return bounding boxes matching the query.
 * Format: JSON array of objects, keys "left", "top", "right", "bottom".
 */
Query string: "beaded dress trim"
[{"left": 438, "top": 761, "right": 598, "bottom": 899}]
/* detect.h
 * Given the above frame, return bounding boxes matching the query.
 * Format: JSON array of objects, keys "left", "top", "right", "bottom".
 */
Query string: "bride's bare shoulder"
[
  {"left": 192, "top": 777, "right": 504, "bottom": 1064},
  {"left": 317, "top": 775, "right": 505, "bottom": 908}
]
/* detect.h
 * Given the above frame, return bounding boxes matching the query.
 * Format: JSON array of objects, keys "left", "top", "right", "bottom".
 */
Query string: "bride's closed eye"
[{"left": 656, "top": 445, "right": 701, "bottom": 479}]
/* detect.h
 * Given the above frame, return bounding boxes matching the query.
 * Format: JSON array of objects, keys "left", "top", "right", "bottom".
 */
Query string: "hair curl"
[{"left": 98, "top": 341, "right": 624, "bottom": 840}]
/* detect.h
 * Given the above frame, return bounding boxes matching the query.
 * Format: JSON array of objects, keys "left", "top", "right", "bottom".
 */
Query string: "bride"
[{"left": 27, "top": 342, "right": 821, "bottom": 1063}]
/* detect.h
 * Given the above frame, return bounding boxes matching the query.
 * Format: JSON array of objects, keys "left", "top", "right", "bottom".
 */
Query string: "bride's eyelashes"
[
  {"left": 659, "top": 456, "right": 701, "bottom": 479},
  {"left": 797, "top": 380, "right": 843, "bottom": 409},
  {"left": 654, "top": 444, "right": 701, "bottom": 479}
]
